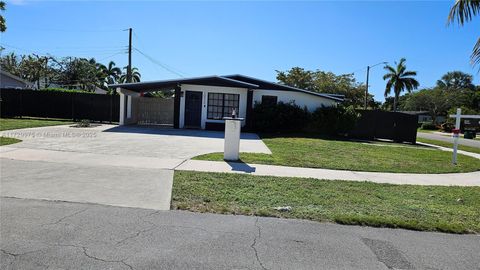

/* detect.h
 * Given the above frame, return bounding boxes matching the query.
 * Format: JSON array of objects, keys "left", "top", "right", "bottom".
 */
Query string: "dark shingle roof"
[{"left": 110, "top": 74, "right": 344, "bottom": 102}]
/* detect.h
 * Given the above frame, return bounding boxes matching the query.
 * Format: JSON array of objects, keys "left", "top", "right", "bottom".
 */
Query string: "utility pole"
[
  {"left": 364, "top": 61, "right": 387, "bottom": 110},
  {"left": 127, "top": 28, "right": 132, "bottom": 83},
  {"left": 364, "top": 65, "right": 370, "bottom": 110}
]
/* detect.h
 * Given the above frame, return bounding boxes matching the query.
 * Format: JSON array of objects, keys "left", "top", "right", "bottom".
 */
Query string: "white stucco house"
[{"left": 110, "top": 74, "right": 343, "bottom": 130}]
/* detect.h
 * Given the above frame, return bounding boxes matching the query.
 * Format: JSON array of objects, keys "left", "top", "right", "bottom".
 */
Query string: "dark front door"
[{"left": 184, "top": 91, "right": 203, "bottom": 128}]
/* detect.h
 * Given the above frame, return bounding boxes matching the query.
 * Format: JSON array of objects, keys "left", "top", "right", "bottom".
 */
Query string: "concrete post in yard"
[
  {"left": 223, "top": 117, "right": 244, "bottom": 161},
  {"left": 452, "top": 108, "right": 461, "bottom": 165}
]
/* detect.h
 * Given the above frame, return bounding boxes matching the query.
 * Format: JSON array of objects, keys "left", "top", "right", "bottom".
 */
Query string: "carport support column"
[
  {"left": 117, "top": 87, "right": 138, "bottom": 126},
  {"left": 173, "top": 85, "right": 181, "bottom": 129},
  {"left": 117, "top": 88, "right": 126, "bottom": 125}
]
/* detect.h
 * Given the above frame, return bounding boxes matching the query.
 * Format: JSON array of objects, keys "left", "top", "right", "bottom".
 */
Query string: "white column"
[
  {"left": 224, "top": 118, "right": 244, "bottom": 161},
  {"left": 127, "top": 96, "right": 132, "bottom": 118},
  {"left": 117, "top": 88, "right": 126, "bottom": 125}
]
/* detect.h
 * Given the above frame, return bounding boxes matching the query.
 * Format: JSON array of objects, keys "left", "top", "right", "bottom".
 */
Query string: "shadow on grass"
[
  {"left": 258, "top": 132, "right": 430, "bottom": 148},
  {"left": 225, "top": 160, "right": 256, "bottom": 173}
]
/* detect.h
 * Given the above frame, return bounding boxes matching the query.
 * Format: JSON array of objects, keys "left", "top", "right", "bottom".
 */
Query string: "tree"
[
  {"left": 120, "top": 67, "right": 141, "bottom": 83},
  {"left": 103, "top": 61, "right": 122, "bottom": 86},
  {"left": 276, "top": 67, "right": 315, "bottom": 90},
  {"left": 0, "top": 1, "right": 6, "bottom": 32},
  {"left": 403, "top": 88, "right": 450, "bottom": 123},
  {"left": 436, "top": 71, "right": 474, "bottom": 90},
  {"left": 448, "top": 0, "right": 480, "bottom": 66},
  {"left": 383, "top": 58, "right": 419, "bottom": 111},
  {"left": 0, "top": 52, "right": 20, "bottom": 76},
  {"left": 276, "top": 67, "right": 371, "bottom": 108}
]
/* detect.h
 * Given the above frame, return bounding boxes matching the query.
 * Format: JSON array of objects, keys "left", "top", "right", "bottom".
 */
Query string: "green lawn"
[
  {"left": 417, "top": 137, "right": 480, "bottom": 154},
  {"left": 0, "top": 117, "right": 72, "bottom": 131},
  {"left": 194, "top": 136, "right": 480, "bottom": 173},
  {"left": 173, "top": 171, "right": 480, "bottom": 234},
  {"left": 0, "top": 137, "right": 21, "bottom": 146}
]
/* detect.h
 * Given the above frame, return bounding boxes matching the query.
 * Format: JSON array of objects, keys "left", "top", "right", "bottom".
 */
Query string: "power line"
[
  {"left": 132, "top": 31, "right": 188, "bottom": 77},
  {"left": 134, "top": 47, "right": 186, "bottom": 78},
  {"left": 97, "top": 51, "right": 127, "bottom": 62}
]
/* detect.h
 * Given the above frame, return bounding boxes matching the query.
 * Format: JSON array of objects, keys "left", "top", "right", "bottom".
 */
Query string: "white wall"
[
  {"left": 253, "top": 89, "right": 338, "bottom": 112},
  {"left": 179, "top": 84, "right": 248, "bottom": 129}
]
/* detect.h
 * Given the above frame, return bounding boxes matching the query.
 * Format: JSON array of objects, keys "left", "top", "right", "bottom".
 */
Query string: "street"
[
  {"left": 1, "top": 197, "right": 479, "bottom": 270},
  {"left": 417, "top": 132, "right": 480, "bottom": 148}
]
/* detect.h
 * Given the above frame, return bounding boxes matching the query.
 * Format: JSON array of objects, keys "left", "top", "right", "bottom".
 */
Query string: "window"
[
  {"left": 261, "top": 95, "right": 278, "bottom": 106},
  {"left": 207, "top": 93, "right": 240, "bottom": 119}
]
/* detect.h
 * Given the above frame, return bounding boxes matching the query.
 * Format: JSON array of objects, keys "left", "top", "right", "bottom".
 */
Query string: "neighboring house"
[
  {"left": 111, "top": 74, "right": 343, "bottom": 130},
  {"left": 399, "top": 111, "right": 446, "bottom": 124},
  {"left": 0, "top": 70, "right": 34, "bottom": 89}
]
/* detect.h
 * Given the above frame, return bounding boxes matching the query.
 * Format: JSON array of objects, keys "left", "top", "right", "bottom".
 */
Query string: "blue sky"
[{"left": 1, "top": 0, "right": 479, "bottom": 101}]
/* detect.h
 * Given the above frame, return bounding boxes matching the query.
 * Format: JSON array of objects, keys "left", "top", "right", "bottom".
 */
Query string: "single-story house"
[
  {"left": 399, "top": 111, "right": 446, "bottom": 124},
  {"left": 0, "top": 70, "right": 34, "bottom": 89},
  {"left": 110, "top": 74, "right": 343, "bottom": 130}
]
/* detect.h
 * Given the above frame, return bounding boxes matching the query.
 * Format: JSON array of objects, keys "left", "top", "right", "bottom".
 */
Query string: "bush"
[
  {"left": 421, "top": 122, "right": 437, "bottom": 130},
  {"left": 40, "top": 88, "right": 93, "bottom": 94},
  {"left": 252, "top": 102, "right": 359, "bottom": 135},
  {"left": 252, "top": 101, "right": 309, "bottom": 133},
  {"left": 309, "top": 106, "right": 359, "bottom": 135},
  {"left": 441, "top": 122, "right": 454, "bottom": 133}
]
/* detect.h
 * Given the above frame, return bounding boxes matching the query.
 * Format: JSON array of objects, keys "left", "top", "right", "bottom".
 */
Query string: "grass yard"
[
  {"left": 417, "top": 137, "right": 480, "bottom": 155},
  {"left": 173, "top": 171, "right": 480, "bottom": 234},
  {"left": 0, "top": 137, "right": 21, "bottom": 146},
  {"left": 194, "top": 136, "right": 480, "bottom": 173},
  {"left": 0, "top": 117, "right": 72, "bottom": 131}
]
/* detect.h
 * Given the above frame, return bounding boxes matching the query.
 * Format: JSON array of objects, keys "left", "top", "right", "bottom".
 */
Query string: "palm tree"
[
  {"left": 448, "top": 0, "right": 480, "bottom": 66},
  {"left": 383, "top": 58, "right": 419, "bottom": 112},
  {"left": 0, "top": 1, "right": 6, "bottom": 32},
  {"left": 120, "top": 67, "right": 141, "bottom": 83},
  {"left": 104, "top": 61, "right": 122, "bottom": 85}
]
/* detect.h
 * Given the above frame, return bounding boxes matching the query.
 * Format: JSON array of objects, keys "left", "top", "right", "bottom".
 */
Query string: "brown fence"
[
  {"left": 0, "top": 88, "right": 119, "bottom": 122},
  {"left": 349, "top": 110, "right": 418, "bottom": 144}
]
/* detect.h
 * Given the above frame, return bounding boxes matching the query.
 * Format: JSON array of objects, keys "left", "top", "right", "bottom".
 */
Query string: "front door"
[{"left": 184, "top": 91, "right": 203, "bottom": 128}]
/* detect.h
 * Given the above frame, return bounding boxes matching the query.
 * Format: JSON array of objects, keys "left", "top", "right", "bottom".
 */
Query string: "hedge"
[{"left": 252, "top": 102, "right": 359, "bottom": 135}]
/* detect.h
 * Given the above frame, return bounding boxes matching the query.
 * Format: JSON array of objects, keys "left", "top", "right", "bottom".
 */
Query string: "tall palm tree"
[
  {"left": 448, "top": 0, "right": 480, "bottom": 66},
  {"left": 120, "top": 67, "right": 141, "bottom": 83},
  {"left": 383, "top": 58, "right": 419, "bottom": 112},
  {"left": 104, "top": 61, "right": 122, "bottom": 85},
  {"left": 0, "top": 1, "right": 6, "bottom": 32}
]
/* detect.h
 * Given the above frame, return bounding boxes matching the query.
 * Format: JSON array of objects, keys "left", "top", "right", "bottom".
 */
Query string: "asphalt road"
[
  {"left": 417, "top": 132, "right": 480, "bottom": 148},
  {"left": 1, "top": 197, "right": 479, "bottom": 270}
]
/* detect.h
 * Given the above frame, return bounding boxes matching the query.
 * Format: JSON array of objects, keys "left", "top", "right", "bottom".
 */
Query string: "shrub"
[
  {"left": 309, "top": 106, "right": 359, "bottom": 135},
  {"left": 252, "top": 101, "right": 309, "bottom": 133},
  {"left": 40, "top": 88, "right": 93, "bottom": 94},
  {"left": 252, "top": 102, "right": 358, "bottom": 135},
  {"left": 421, "top": 122, "right": 437, "bottom": 130},
  {"left": 441, "top": 122, "right": 454, "bottom": 133}
]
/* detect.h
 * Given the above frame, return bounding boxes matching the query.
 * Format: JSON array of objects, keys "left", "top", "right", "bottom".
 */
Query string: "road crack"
[
  {"left": 46, "top": 243, "right": 134, "bottom": 270},
  {"left": 250, "top": 217, "right": 268, "bottom": 270},
  {"left": 42, "top": 208, "right": 88, "bottom": 226}
]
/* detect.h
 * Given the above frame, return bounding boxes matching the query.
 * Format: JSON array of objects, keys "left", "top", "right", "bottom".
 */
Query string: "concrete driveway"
[{"left": 0, "top": 124, "right": 270, "bottom": 210}]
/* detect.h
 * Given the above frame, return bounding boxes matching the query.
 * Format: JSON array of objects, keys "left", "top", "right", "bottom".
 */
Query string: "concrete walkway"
[{"left": 177, "top": 160, "right": 480, "bottom": 186}]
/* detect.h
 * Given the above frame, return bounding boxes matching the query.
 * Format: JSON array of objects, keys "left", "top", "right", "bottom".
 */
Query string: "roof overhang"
[
  {"left": 110, "top": 76, "right": 259, "bottom": 92},
  {"left": 110, "top": 74, "right": 344, "bottom": 102}
]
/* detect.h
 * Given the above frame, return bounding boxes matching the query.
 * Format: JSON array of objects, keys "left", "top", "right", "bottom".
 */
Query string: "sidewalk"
[{"left": 176, "top": 160, "right": 480, "bottom": 186}]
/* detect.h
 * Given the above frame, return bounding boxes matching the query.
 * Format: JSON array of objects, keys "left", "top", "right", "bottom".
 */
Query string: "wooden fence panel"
[{"left": 0, "top": 88, "right": 119, "bottom": 122}]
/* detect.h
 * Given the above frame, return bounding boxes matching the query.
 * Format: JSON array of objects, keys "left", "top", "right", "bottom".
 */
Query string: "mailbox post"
[{"left": 223, "top": 117, "right": 244, "bottom": 161}]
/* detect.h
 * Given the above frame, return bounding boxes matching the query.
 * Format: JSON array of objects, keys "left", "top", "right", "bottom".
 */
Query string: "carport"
[{"left": 111, "top": 76, "right": 258, "bottom": 129}]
